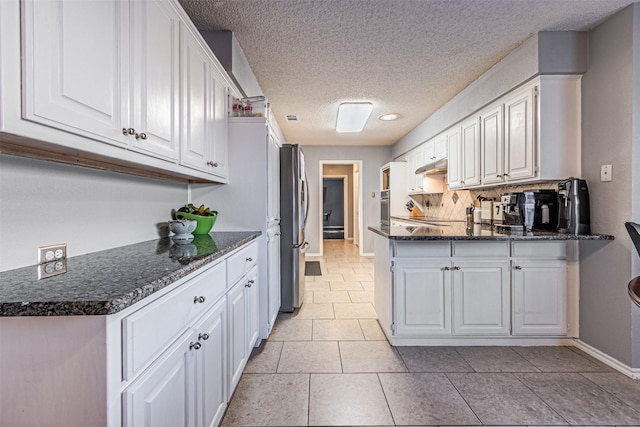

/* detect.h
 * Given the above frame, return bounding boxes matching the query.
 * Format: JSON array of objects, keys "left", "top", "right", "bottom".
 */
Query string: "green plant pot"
[{"left": 175, "top": 211, "right": 217, "bottom": 234}]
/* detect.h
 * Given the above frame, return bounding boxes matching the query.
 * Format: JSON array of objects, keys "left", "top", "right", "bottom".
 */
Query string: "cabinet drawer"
[
  {"left": 122, "top": 261, "right": 226, "bottom": 380},
  {"left": 227, "top": 242, "right": 258, "bottom": 286},
  {"left": 393, "top": 241, "right": 450, "bottom": 257},
  {"left": 511, "top": 241, "right": 566, "bottom": 259},
  {"left": 452, "top": 241, "right": 509, "bottom": 257}
]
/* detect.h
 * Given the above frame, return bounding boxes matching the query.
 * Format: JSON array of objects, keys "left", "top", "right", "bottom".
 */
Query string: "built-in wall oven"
[{"left": 381, "top": 190, "right": 390, "bottom": 226}]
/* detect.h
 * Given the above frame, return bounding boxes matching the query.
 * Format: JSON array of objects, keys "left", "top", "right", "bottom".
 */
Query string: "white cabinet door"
[
  {"left": 480, "top": 105, "right": 504, "bottom": 185},
  {"left": 267, "top": 130, "right": 281, "bottom": 227},
  {"left": 512, "top": 260, "right": 567, "bottom": 336},
  {"left": 129, "top": 0, "right": 180, "bottom": 161},
  {"left": 193, "top": 299, "right": 227, "bottom": 427},
  {"left": 208, "top": 74, "right": 229, "bottom": 178},
  {"left": 461, "top": 117, "right": 481, "bottom": 187},
  {"left": 267, "top": 229, "right": 281, "bottom": 334},
  {"left": 394, "top": 261, "right": 452, "bottom": 336},
  {"left": 433, "top": 134, "right": 448, "bottom": 160},
  {"left": 505, "top": 86, "right": 536, "bottom": 181},
  {"left": 180, "top": 22, "right": 211, "bottom": 173},
  {"left": 227, "top": 279, "right": 247, "bottom": 396},
  {"left": 22, "top": 0, "right": 128, "bottom": 146},
  {"left": 123, "top": 332, "right": 195, "bottom": 427},
  {"left": 452, "top": 261, "right": 510, "bottom": 335},
  {"left": 245, "top": 267, "right": 260, "bottom": 352},
  {"left": 413, "top": 148, "right": 425, "bottom": 192},
  {"left": 447, "top": 126, "right": 463, "bottom": 189},
  {"left": 423, "top": 140, "right": 435, "bottom": 163}
]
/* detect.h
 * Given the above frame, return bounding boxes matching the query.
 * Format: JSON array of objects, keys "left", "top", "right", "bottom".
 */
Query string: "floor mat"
[{"left": 305, "top": 261, "right": 322, "bottom": 276}]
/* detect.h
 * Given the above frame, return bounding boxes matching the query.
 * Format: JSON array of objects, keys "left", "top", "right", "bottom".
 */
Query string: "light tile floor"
[{"left": 221, "top": 239, "right": 640, "bottom": 426}]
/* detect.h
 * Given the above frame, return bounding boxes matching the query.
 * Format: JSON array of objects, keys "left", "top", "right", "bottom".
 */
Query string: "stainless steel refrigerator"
[{"left": 280, "top": 144, "right": 309, "bottom": 312}]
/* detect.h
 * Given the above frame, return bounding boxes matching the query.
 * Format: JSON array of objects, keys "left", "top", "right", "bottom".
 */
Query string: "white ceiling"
[{"left": 179, "top": 0, "right": 635, "bottom": 146}]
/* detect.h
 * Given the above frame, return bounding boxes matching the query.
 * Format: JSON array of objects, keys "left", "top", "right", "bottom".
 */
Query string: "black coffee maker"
[{"left": 557, "top": 178, "right": 590, "bottom": 234}]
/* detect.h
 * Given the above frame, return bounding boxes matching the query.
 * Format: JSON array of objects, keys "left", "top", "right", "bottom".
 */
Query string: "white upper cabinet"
[
  {"left": 433, "top": 134, "right": 448, "bottom": 160},
  {"left": 22, "top": 0, "right": 129, "bottom": 146},
  {"left": 461, "top": 117, "right": 481, "bottom": 187},
  {"left": 480, "top": 104, "right": 504, "bottom": 185},
  {"left": 504, "top": 85, "right": 536, "bottom": 181},
  {"left": 129, "top": 0, "right": 181, "bottom": 161},
  {"left": 446, "top": 126, "right": 463, "bottom": 189}
]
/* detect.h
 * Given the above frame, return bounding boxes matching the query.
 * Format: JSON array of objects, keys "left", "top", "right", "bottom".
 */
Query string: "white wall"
[
  {"left": 0, "top": 154, "right": 188, "bottom": 271},
  {"left": 580, "top": 3, "right": 640, "bottom": 368},
  {"left": 301, "top": 146, "right": 392, "bottom": 255}
]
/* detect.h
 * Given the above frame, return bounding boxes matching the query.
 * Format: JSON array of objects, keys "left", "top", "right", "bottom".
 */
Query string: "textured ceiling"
[{"left": 179, "top": 0, "right": 634, "bottom": 146}]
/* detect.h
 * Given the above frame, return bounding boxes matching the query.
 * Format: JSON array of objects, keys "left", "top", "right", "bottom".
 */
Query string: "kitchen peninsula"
[{"left": 369, "top": 221, "right": 613, "bottom": 346}]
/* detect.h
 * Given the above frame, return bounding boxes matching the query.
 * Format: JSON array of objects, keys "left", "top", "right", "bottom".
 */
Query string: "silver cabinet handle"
[
  {"left": 452, "top": 266, "right": 461, "bottom": 270},
  {"left": 207, "top": 161, "right": 219, "bottom": 167},
  {"left": 503, "top": 173, "right": 510, "bottom": 177},
  {"left": 513, "top": 265, "right": 522, "bottom": 270},
  {"left": 275, "top": 232, "right": 281, "bottom": 236},
  {"left": 135, "top": 132, "right": 147, "bottom": 140},
  {"left": 198, "top": 332, "right": 210, "bottom": 341},
  {"left": 442, "top": 266, "right": 451, "bottom": 271},
  {"left": 496, "top": 174, "right": 503, "bottom": 178},
  {"left": 245, "top": 279, "right": 255, "bottom": 287},
  {"left": 189, "top": 341, "right": 201, "bottom": 351},
  {"left": 194, "top": 296, "right": 206, "bottom": 304},
  {"left": 122, "top": 127, "right": 135, "bottom": 136},
  {"left": 246, "top": 257, "right": 253, "bottom": 262}
]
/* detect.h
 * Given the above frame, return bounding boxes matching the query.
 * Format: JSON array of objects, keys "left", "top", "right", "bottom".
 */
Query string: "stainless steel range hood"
[{"left": 415, "top": 158, "right": 448, "bottom": 175}]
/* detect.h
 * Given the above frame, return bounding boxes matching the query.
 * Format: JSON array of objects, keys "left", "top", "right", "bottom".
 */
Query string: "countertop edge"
[{"left": 368, "top": 226, "right": 615, "bottom": 241}]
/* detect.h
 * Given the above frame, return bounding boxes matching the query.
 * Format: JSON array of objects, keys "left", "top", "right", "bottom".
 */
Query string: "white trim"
[
  {"left": 346, "top": 237, "right": 354, "bottom": 241},
  {"left": 306, "top": 252, "right": 322, "bottom": 257},
  {"left": 361, "top": 252, "right": 375, "bottom": 257},
  {"left": 387, "top": 336, "right": 576, "bottom": 346},
  {"left": 318, "top": 160, "right": 364, "bottom": 256},
  {"left": 323, "top": 174, "right": 349, "bottom": 240},
  {"left": 574, "top": 339, "right": 640, "bottom": 379}
]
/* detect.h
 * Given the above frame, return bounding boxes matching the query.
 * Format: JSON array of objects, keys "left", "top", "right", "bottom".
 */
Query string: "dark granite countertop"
[
  {"left": 369, "top": 224, "right": 614, "bottom": 241},
  {"left": 0, "top": 231, "right": 260, "bottom": 317}
]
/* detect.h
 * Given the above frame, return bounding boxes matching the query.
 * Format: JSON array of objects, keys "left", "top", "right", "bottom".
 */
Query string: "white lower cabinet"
[
  {"left": 394, "top": 260, "right": 451, "bottom": 336},
  {"left": 452, "top": 261, "right": 510, "bottom": 336},
  {"left": 512, "top": 260, "right": 567, "bottom": 336}
]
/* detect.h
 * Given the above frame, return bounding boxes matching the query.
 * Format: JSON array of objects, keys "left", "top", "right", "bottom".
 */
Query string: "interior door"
[{"left": 353, "top": 165, "right": 360, "bottom": 248}]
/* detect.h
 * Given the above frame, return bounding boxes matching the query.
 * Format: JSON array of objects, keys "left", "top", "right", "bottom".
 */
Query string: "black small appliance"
[
  {"left": 532, "top": 189, "right": 559, "bottom": 231},
  {"left": 557, "top": 178, "right": 590, "bottom": 234}
]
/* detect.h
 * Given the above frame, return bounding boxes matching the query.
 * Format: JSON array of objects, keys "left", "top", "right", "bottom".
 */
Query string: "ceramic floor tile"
[
  {"left": 244, "top": 341, "right": 283, "bottom": 374},
  {"left": 329, "top": 281, "right": 364, "bottom": 291},
  {"left": 333, "top": 302, "right": 377, "bottom": 319},
  {"left": 320, "top": 273, "right": 345, "bottom": 282},
  {"left": 268, "top": 319, "right": 313, "bottom": 341},
  {"left": 342, "top": 273, "right": 374, "bottom": 281},
  {"left": 455, "top": 346, "right": 540, "bottom": 372},
  {"left": 360, "top": 280, "right": 375, "bottom": 291},
  {"left": 340, "top": 341, "right": 407, "bottom": 373},
  {"left": 304, "top": 280, "right": 331, "bottom": 291},
  {"left": 303, "top": 291, "right": 314, "bottom": 303},
  {"left": 378, "top": 373, "right": 480, "bottom": 425},
  {"left": 295, "top": 303, "right": 335, "bottom": 319},
  {"left": 312, "top": 290, "right": 351, "bottom": 303},
  {"left": 221, "top": 373, "right": 309, "bottom": 426},
  {"left": 447, "top": 372, "right": 568, "bottom": 425},
  {"left": 312, "top": 319, "right": 365, "bottom": 341},
  {"left": 277, "top": 341, "right": 342, "bottom": 373},
  {"left": 516, "top": 372, "right": 640, "bottom": 425},
  {"left": 582, "top": 372, "right": 640, "bottom": 411},
  {"left": 308, "top": 373, "right": 394, "bottom": 426},
  {"left": 358, "top": 319, "right": 387, "bottom": 340},
  {"left": 397, "top": 346, "right": 474, "bottom": 372},
  {"left": 348, "top": 290, "right": 374, "bottom": 303},
  {"left": 513, "top": 346, "right": 607, "bottom": 372}
]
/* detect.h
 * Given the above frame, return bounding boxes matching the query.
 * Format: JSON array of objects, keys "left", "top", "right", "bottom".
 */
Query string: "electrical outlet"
[
  {"left": 38, "top": 244, "right": 67, "bottom": 264},
  {"left": 38, "top": 259, "right": 67, "bottom": 280}
]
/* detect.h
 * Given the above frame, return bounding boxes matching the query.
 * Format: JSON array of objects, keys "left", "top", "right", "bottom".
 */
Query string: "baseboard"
[
  {"left": 346, "top": 237, "right": 353, "bottom": 240},
  {"left": 574, "top": 339, "right": 640, "bottom": 379},
  {"left": 306, "top": 252, "right": 321, "bottom": 257},
  {"left": 361, "top": 252, "right": 374, "bottom": 257}
]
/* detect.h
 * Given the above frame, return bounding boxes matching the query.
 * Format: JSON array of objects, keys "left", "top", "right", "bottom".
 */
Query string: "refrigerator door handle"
[{"left": 302, "top": 169, "right": 310, "bottom": 228}]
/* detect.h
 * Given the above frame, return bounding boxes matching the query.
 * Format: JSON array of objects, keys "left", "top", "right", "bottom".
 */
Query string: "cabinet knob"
[
  {"left": 442, "top": 266, "right": 451, "bottom": 271},
  {"left": 496, "top": 174, "right": 503, "bottom": 178},
  {"left": 246, "top": 257, "right": 253, "bottom": 262},
  {"left": 452, "top": 266, "right": 461, "bottom": 270},
  {"left": 460, "top": 181, "right": 465, "bottom": 184},
  {"left": 135, "top": 132, "right": 147, "bottom": 140},
  {"left": 194, "top": 296, "right": 206, "bottom": 304},
  {"left": 513, "top": 265, "right": 522, "bottom": 270},
  {"left": 189, "top": 341, "right": 202, "bottom": 351},
  {"left": 207, "top": 161, "right": 219, "bottom": 167},
  {"left": 275, "top": 232, "right": 281, "bottom": 236},
  {"left": 503, "top": 173, "right": 510, "bottom": 177},
  {"left": 198, "top": 332, "right": 210, "bottom": 341},
  {"left": 122, "top": 127, "right": 135, "bottom": 136}
]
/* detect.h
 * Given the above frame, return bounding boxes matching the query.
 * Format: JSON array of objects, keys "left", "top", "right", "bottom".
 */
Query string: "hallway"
[{"left": 221, "top": 240, "right": 640, "bottom": 426}]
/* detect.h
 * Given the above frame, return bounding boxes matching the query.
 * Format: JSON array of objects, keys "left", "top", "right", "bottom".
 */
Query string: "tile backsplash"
[{"left": 417, "top": 179, "right": 559, "bottom": 220}]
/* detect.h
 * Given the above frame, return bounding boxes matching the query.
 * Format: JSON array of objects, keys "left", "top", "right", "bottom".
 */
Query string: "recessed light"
[
  {"left": 336, "top": 102, "right": 373, "bottom": 133},
  {"left": 378, "top": 113, "right": 400, "bottom": 121}
]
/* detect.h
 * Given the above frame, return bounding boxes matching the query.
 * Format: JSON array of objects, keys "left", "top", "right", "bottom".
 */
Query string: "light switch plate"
[{"left": 600, "top": 164, "right": 612, "bottom": 182}]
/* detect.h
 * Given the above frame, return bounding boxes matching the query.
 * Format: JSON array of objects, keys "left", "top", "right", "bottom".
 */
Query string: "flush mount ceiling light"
[
  {"left": 336, "top": 102, "right": 373, "bottom": 133},
  {"left": 378, "top": 113, "right": 400, "bottom": 121}
]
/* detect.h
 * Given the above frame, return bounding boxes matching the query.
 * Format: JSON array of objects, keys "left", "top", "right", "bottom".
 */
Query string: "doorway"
[{"left": 318, "top": 161, "right": 363, "bottom": 256}]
